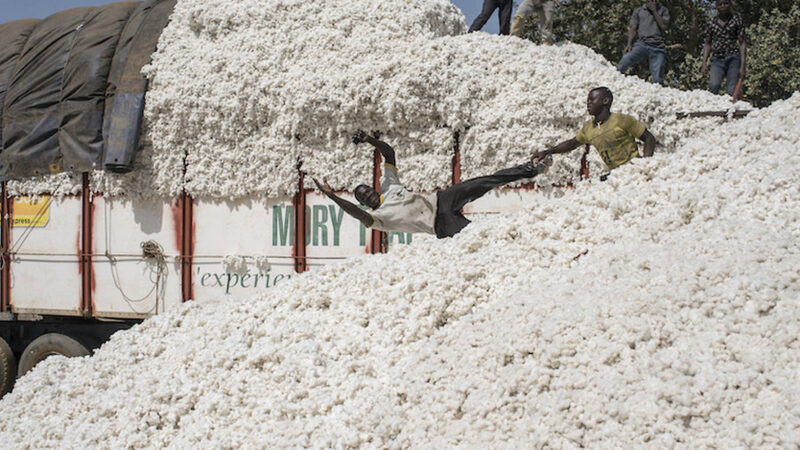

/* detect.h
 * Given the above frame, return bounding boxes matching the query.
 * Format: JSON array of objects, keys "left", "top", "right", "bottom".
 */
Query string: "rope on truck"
[
  {"left": 106, "top": 239, "right": 168, "bottom": 316},
  {"left": 99, "top": 198, "right": 164, "bottom": 315}
]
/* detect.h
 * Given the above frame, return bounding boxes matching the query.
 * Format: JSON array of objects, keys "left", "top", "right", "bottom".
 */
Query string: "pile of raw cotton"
[
  {"left": 9, "top": 0, "right": 744, "bottom": 198},
  {"left": 2, "top": 89, "right": 798, "bottom": 447}
]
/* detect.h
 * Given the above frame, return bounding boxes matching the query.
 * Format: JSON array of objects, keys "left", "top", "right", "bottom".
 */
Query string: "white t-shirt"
[{"left": 369, "top": 164, "right": 437, "bottom": 235}]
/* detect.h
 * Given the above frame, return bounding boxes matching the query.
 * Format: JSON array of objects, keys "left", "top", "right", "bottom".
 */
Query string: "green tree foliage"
[
  {"left": 519, "top": 0, "right": 800, "bottom": 105},
  {"left": 743, "top": 5, "right": 800, "bottom": 105}
]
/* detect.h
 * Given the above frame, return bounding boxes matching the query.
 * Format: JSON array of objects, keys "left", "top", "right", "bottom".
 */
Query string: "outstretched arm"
[
  {"left": 702, "top": 33, "right": 712, "bottom": 76},
  {"left": 312, "top": 177, "right": 374, "bottom": 227},
  {"left": 624, "top": 25, "right": 637, "bottom": 54},
  {"left": 640, "top": 129, "right": 656, "bottom": 157},
  {"left": 353, "top": 130, "right": 396, "bottom": 166},
  {"left": 738, "top": 33, "right": 746, "bottom": 81},
  {"left": 532, "top": 138, "right": 581, "bottom": 160}
]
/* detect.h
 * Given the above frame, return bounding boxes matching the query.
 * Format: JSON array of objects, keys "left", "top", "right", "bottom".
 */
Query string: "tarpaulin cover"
[
  {"left": 0, "top": 19, "right": 41, "bottom": 157},
  {"left": 0, "top": 0, "right": 176, "bottom": 181},
  {"left": 104, "top": 0, "right": 177, "bottom": 172}
]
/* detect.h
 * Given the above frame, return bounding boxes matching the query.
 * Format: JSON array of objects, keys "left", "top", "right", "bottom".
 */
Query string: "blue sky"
[{"left": 0, "top": 1, "right": 497, "bottom": 33}]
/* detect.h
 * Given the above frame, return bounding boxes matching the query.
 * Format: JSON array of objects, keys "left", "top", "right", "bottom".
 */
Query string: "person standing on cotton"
[
  {"left": 510, "top": 0, "right": 557, "bottom": 44},
  {"left": 617, "top": 1, "right": 671, "bottom": 85},
  {"left": 532, "top": 87, "right": 656, "bottom": 178},
  {"left": 313, "top": 130, "right": 551, "bottom": 239},
  {"left": 468, "top": 0, "right": 514, "bottom": 35},
  {"left": 702, "top": 0, "right": 747, "bottom": 97}
]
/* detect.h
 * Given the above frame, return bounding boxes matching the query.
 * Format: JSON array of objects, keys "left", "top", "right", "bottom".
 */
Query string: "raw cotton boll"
[
  {"left": 7, "top": 173, "right": 83, "bottom": 197},
  {"left": 254, "top": 255, "right": 270, "bottom": 272},
  {"left": 222, "top": 254, "right": 248, "bottom": 274}
]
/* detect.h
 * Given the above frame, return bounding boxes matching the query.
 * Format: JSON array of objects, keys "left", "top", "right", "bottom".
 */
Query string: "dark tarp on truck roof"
[
  {"left": 103, "top": 0, "right": 178, "bottom": 173},
  {"left": 0, "top": 19, "right": 41, "bottom": 163},
  {"left": 0, "top": 0, "right": 177, "bottom": 181}
]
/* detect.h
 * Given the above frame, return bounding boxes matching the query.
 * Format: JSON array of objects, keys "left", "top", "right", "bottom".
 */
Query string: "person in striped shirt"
[{"left": 702, "top": 0, "right": 747, "bottom": 96}]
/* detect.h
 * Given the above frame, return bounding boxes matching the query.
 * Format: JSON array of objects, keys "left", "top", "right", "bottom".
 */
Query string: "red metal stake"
[
  {"left": 371, "top": 149, "right": 386, "bottom": 254},
  {"left": 732, "top": 79, "right": 744, "bottom": 102},
  {"left": 580, "top": 145, "right": 590, "bottom": 180},
  {"left": 80, "top": 173, "right": 94, "bottom": 317},
  {"left": 293, "top": 170, "right": 308, "bottom": 273},
  {"left": 180, "top": 191, "right": 194, "bottom": 302},
  {"left": 452, "top": 131, "right": 462, "bottom": 185},
  {"left": 0, "top": 182, "right": 11, "bottom": 312}
]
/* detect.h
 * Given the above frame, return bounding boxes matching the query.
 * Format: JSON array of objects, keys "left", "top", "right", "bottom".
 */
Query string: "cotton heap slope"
[
  {"left": 2, "top": 93, "right": 799, "bottom": 447},
  {"left": 8, "top": 0, "right": 743, "bottom": 198}
]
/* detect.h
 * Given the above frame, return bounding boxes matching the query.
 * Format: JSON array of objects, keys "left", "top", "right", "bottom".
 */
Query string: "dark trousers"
[
  {"left": 434, "top": 162, "right": 538, "bottom": 238},
  {"left": 469, "top": 0, "right": 513, "bottom": 35},
  {"left": 617, "top": 42, "right": 666, "bottom": 85}
]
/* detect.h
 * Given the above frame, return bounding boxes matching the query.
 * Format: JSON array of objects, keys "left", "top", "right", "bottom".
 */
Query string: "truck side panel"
[
  {"left": 10, "top": 196, "right": 83, "bottom": 316},
  {"left": 92, "top": 195, "right": 182, "bottom": 318},
  {"left": 191, "top": 197, "right": 296, "bottom": 301}
]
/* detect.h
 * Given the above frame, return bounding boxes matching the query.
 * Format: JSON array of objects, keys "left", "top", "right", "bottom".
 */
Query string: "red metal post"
[
  {"left": 0, "top": 182, "right": 11, "bottom": 312},
  {"left": 180, "top": 191, "right": 194, "bottom": 302},
  {"left": 293, "top": 170, "right": 308, "bottom": 273},
  {"left": 370, "top": 149, "right": 386, "bottom": 254},
  {"left": 580, "top": 144, "right": 590, "bottom": 180},
  {"left": 80, "top": 173, "right": 94, "bottom": 317},
  {"left": 452, "top": 131, "right": 462, "bottom": 185}
]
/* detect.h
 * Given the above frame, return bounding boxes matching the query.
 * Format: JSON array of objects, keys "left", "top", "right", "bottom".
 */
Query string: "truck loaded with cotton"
[{"left": 0, "top": 0, "right": 798, "bottom": 447}]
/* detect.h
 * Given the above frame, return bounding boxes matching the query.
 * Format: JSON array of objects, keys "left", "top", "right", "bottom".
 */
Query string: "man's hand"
[
  {"left": 531, "top": 150, "right": 550, "bottom": 163},
  {"left": 312, "top": 177, "right": 335, "bottom": 197},
  {"left": 624, "top": 44, "right": 632, "bottom": 54},
  {"left": 352, "top": 129, "right": 368, "bottom": 145}
]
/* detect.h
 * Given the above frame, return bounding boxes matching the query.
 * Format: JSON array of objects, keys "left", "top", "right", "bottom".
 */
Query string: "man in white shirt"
[{"left": 313, "top": 130, "right": 551, "bottom": 239}]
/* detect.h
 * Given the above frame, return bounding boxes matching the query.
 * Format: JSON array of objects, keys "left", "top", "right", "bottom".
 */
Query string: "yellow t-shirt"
[{"left": 575, "top": 113, "right": 647, "bottom": 170}]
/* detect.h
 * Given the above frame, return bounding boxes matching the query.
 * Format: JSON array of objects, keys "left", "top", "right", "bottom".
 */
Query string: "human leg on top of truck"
[
  {"left": 469, "top": 0, "right": 513, "bottom": 35},
  {"left": 433, "top": 157, "right": 552, "bottom": 238}
]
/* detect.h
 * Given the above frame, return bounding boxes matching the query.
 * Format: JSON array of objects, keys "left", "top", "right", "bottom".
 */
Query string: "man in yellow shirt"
[{"left": 533, "top": 87, "right": 656, "bottom": 175}]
